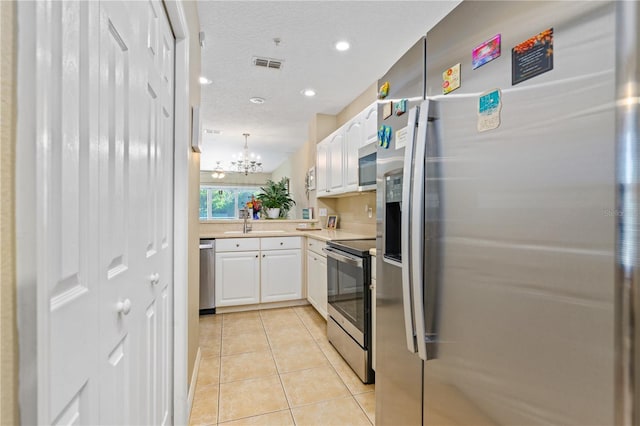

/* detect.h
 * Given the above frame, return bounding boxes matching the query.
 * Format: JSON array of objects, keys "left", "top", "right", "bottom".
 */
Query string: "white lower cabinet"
[
  {"left": 215, "top": 251, "right": 260, "bottom": 307},
  {"left": 306, "top": 251, "right": 328, "bottom": 319},
  {"left": 261, "top": 249, "right": 302, "bottom": 302},
  {"left": 306, "top": 238, "right": 328, "bottom": 318},
  {"left": 216, "top": 237, "right": 302, "bottom": 307}
]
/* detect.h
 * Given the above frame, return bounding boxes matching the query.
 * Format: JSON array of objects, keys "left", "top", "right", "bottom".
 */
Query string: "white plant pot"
[{"left": 266, "top": 208, "right": 280, "bottom": 219}]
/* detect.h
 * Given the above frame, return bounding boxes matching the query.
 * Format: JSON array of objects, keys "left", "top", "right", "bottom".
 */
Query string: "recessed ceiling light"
[
  {"left": 302, "top": 89, "right": 316, "bottom": 97},
  {"left": 249, "top": 97, "right": 265, "bottom": 104},
  {"left": 199, "top": 76, "right": 212, "bottom": 85},
  {"left": 335, "top": 41, "right": 350, "bottom": 51}
]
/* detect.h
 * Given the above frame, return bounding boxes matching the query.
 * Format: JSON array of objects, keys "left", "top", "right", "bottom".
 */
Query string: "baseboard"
[
  {"left": 187, "top": 346, "right": 202, "bottom": 418},
  {"left": 215, "top": 299, "right": 310, "bottom": 314}
]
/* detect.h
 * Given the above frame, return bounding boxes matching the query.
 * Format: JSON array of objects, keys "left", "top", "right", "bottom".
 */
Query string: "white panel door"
[
  {"left": 261, "top": 250, "right": 302, "bottom": 303},
  {"left": 215, "top": 252, "right": 261, "bottom": 306},
  {"left": 97, "top": 1, "right": 174, "bottom": 424},
  {"left": 38, "top": 1, "right": 101, "bottom": 423},
  {"left": 97, "top": 2, "right": 139, "bottom": 423},
  {"left": 35, "top": 0, "right": 175, "bottom": 424},
  {"left": 344, "top": 118, "right": 362, "bottom": 192},
  {"left": 140, "top": 1, "right": 174, "bottom": 424}
]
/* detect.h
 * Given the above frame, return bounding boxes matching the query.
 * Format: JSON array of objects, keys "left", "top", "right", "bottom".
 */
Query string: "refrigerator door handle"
[
  {"left": 401, "top": 105, "right": 419, "bottom": 354},
  {"left": 411, "top": 100, "right": 430, "bottom": 361}
]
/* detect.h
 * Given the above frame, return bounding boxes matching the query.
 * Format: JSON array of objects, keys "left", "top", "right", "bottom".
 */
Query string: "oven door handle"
[{"left": 322, "top": 248, "right": 363, "bottom": 268}]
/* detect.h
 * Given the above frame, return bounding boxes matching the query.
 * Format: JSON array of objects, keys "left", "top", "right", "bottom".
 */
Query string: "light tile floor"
[{"left": 190, "top": 306, "right": 375, "bottom": 426}]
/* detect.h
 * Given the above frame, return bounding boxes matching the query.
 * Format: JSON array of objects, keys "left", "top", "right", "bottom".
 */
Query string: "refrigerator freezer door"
[
  {"left": 423, "top": 1, "right": 615, "bottom": 425},
  {"left": 376, "top": 37, "right": 426, "bottom": 426}
]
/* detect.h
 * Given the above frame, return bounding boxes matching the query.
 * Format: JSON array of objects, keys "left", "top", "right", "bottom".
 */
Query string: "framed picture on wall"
[{"left": 327, "top": 215, "right": 338, "bottom": 229}]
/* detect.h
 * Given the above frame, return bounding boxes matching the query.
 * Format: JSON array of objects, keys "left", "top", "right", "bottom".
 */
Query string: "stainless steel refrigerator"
[{"left": 376, "top": 1, "right": 633, "bottom": 424}]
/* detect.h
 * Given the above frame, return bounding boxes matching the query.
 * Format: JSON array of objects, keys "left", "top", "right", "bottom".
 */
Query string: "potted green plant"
[{"left": 256, "top": 177, "right": 296, "bottom": 219}]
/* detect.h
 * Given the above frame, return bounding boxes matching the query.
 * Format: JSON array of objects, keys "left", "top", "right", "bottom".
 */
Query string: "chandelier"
[
  {"left": 231, "top": 133, "right": 263, "bottom": 175},
  {"left": 211, "top": 161, "right": 225, "bottom": 179}
]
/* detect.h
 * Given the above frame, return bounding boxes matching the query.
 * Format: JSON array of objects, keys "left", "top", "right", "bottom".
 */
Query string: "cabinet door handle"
[
  {"left": 255, "top": 254, "right": 258, "bottom": 258},
  {"left": 262, "top": 254, "right": 266, "bottom": 258},
  {"left": 280, "top": 242, "right": 283, "bottom": 246},
  {"left": 236, "top": 244, "right": 240, "bottom": 247}
]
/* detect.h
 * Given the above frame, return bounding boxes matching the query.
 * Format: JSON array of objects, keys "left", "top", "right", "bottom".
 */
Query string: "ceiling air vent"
[{"left": 252, "top": 56, "right": 284, "bottom": 70}]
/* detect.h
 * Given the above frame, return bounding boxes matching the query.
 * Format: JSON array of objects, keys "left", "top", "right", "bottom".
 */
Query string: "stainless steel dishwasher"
[{"left": 199, "top": 239, "right": 216, "bottom": 314}]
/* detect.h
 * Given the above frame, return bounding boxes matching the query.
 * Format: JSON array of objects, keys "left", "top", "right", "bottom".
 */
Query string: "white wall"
[
  {"left": 271, "top": 141, "right": 312, "bottom": 220},
  {"left": 200, "top": 171, "right": 271, "bottom": 187}
]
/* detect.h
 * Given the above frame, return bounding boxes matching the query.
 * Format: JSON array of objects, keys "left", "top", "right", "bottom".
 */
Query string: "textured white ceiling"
[{"left": 197, "top": 0, "right": 460, "bottom": 172}]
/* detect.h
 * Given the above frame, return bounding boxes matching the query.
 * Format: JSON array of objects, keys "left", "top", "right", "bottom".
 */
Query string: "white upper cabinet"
[
  {"left": 316, "top": 139, "right": 329, "bottom": 193},
  {"left": 329, "top": 130, "right": 345, "bottom": 192},
  {"left": 315, "top": 101, "right": 378, "bottom": 198},
  {"left": 362, "top": 102, "right": 378, "bottom": 145},
  {"left": 316, "top": 128, "right": 345, "bottom": 196},
  {"left": 344, "top": 118, "right": 363, "bottom": 192}
]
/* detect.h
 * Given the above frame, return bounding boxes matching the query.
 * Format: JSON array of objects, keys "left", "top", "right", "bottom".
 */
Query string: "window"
[{"left": 200, "top": 185, "right": 262, "bottom": 220}]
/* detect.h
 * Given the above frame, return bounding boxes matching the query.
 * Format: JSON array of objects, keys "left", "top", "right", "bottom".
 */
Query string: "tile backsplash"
[{"left": 317, "top": 192, "right": 376, "bottom": 234}]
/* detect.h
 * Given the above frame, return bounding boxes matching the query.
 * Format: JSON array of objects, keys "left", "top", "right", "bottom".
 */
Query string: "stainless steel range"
[{"left": 324, "top": 239, "right": 376, "bottom": 384}]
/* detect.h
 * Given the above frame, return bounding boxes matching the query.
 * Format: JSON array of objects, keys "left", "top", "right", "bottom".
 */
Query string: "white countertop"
[{"left": 200, "top": 229, "right": 375, "bottom": 242}]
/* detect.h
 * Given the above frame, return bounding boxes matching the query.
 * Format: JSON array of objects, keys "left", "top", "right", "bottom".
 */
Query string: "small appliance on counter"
[
  {"left": 324, "top": 238, "right": 376, "bottom": 384},
  {"left": 199, "top": 239, "right": 216, "bottom": 314}
]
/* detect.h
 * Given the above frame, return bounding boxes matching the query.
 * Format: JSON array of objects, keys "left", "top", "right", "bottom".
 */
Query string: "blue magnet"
[
  {"left": 378, "top": 124, "right": 393, "bottom": 149},
  {"left": 394, "top": 99, "right": 407, "bottom": 116}
]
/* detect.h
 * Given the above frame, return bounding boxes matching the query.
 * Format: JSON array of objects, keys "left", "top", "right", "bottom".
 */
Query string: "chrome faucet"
[{"left": 240, "top": 208, "right": 252, "bottom": 234}]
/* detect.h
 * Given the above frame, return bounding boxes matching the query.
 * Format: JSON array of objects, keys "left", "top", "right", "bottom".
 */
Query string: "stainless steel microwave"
[{"left": 358, "top": 143, "right": 377, "bottom": 192}]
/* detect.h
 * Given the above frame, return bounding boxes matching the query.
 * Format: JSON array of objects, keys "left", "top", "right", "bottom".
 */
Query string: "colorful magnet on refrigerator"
[
  {"left": 378, "top": 81, "right": 390, "bottom": 99},
  {"left": 477, "top": 88, "right": 502, "bottom": 132},
  {"left": 442, "top": 63, "right": 461, "bottom": 94},
  {"left": 378, "top": 124, "right": 392, "bottom": 149},
  {"left": 394, "top": 99, "right": 407, "bottom": 116},
  {"left": 472, "top": 34, "right": 501, "bottom": 70},
  {"left": 382, "top": 102, "right": 393, "bottom": 120},
  {"left": 378, "top": 126, "right": 385, "bottom": 147},
  {"left": 384, "top": 125, "right": 392, "bottom": 147}
]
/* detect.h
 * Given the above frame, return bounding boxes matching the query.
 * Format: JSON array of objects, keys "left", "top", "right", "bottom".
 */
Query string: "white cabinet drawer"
[
  {"left": 260, "top": 236, "right": 301, "bottom": 250},
  {"left": 216, "top": 238, "right": 260, "bottom": 252},
  {"left": 306, "top": 238, "right": 326, "bottom": 256}
]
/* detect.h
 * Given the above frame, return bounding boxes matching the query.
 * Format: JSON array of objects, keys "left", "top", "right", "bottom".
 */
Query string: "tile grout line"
[
  {"left": 353, "top": 392, "right": 375, "bottom": 426},
  {"left": 216, "top": 313, "right": 225, "bottom": 426},
  {"left": 290, "top": 306, "right": 374, "bottom": 425},
  {"left": 259, "top": 309, "right": 298, "bottom": 426},
  {"left": 206, "top": 307, "right": 373, "bottom": 425}
]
